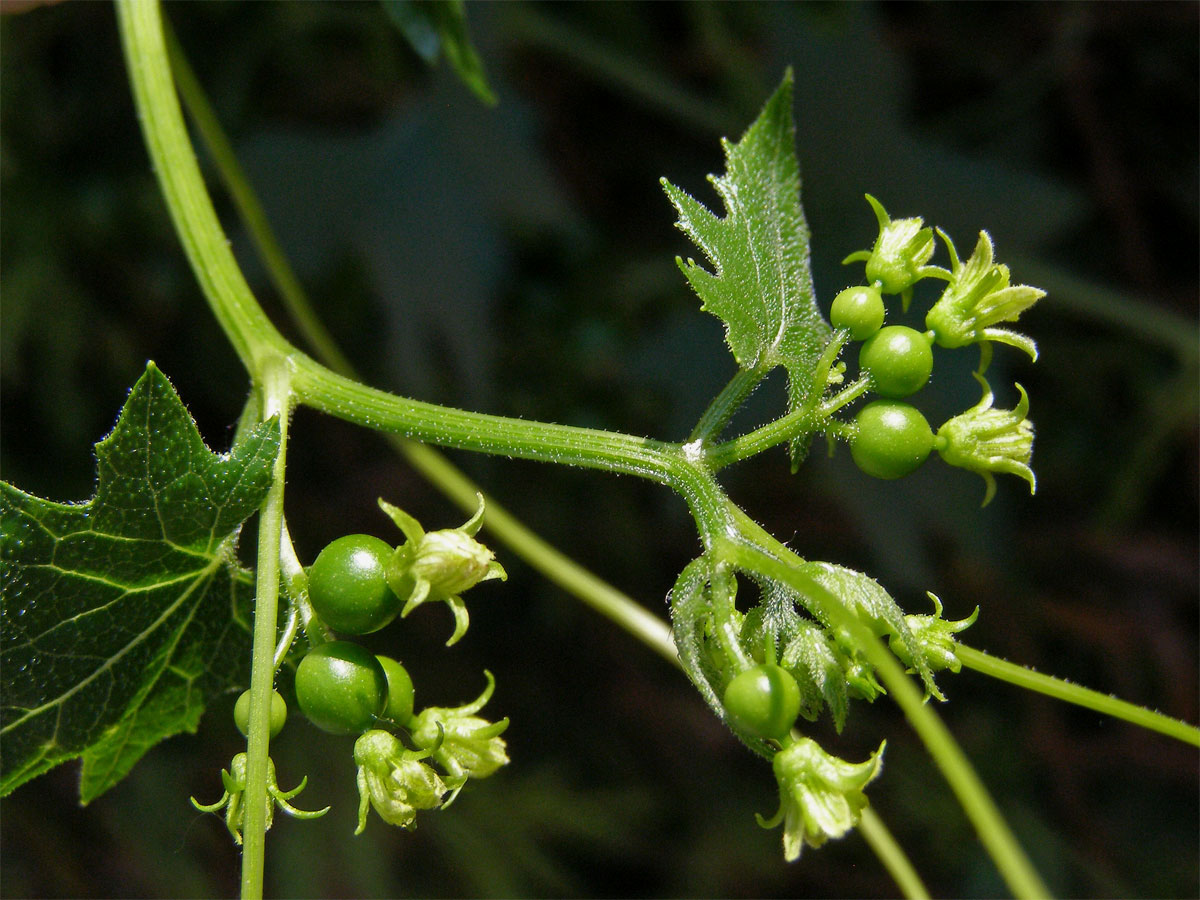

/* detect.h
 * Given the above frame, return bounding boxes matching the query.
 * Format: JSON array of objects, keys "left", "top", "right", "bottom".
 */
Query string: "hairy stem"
[
  {"left": 163, "top": 29, "right": 682, "bottom": 666},
  {"left": 957, "top": 645, "right": 1200, "bottom": 747},
  {"left": 688, "top": 366, "right": 768, "bottom": 444}
]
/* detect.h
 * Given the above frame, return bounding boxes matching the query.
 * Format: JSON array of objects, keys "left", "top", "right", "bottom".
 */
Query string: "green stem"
[
  {"left": 120, "top": 0, "right": 696, "bottom": 496},
  {"left": 165, "top": 21, "right": 357, "bottom": 378},
  {"left": 957, "top": 644, "right": 1200, "bottom": 747},
  {"left": 115, "top": 0, "right": 291, "bottom": 374},
  {"left": 717, "top": 524, "right": 1049, "bottom": 900},
  {"left": 688, "top": 366, "right": 768, "bottom": 444},
  {"left": 705, "top": 373, "right": 872, "bottom": 470},
  {"left": 240, "top": 364, "right": 292, "bottom": 900},
  {"left": 162, "top": 31, "right": 683, "bottom": 667},
  {"left": 858, "top": 806, "right": 931, "bottom": 900}
]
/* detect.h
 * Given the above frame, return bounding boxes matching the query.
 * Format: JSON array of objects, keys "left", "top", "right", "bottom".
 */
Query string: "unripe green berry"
[
  {"left": 723, "top": 664, "right": 802, "bottom": 741},
  {"left": 295, "top": 641, "right": 388, "bottom": 735},
  {"left": 850, "top": 401, "right": 935, "bottom": 480},
  {"left": 376, "top": 655, "right": 416, "bottom": 726},
  {"left": 233, "top": 688, "right": 288, "bottom": 738},
  {"left": 830, "top": 285, "right": 886, "bottom": 340},
  {"left": 308, "top": 534, "right": 402, "bottom": 634},
  {"left": 859, "top": 326, "right": 934, "bottom": 398}
]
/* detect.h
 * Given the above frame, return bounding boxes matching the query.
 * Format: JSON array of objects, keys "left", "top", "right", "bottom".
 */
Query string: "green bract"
[
  {"left": 850, "top": 401, "right": 935, "bottom": 480},
  {"left": 723, "top": 664, "right": 803, "bottom": 741},
  {"left": 830, "top": 285, "right": 885, "bottom": 340},
  {"left": 308, "top": 534, "right": 402, "bottom": 634},
  {"left": 858, "top": 325, "right": 934, "bottom": 398},
  {"left": 376, "top": 655, "right": 416, "bottom": 726},
  {"left": 294, "top": 642, "right": 388, "bottom": 735},
  {"left": 234, "top": 689, "right": 288, "bottom": 739}
]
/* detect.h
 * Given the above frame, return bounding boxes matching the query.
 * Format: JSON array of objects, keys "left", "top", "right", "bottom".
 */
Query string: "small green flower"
[
  {"left": 191, "top": 753, "right": 328, "bottom": 845},
  {"left": 379, "top": 492, "right": 507, "bottom": 645},
  {"left": 757, "top": 738, "right": 885, "bottom": 861},
  {"left": 353, "top": 730, "right": 447, "bottom": 834},
  {"left": 936, "top": 373, "right": 1036, "bottom": 506},
  {"left": 924, "top": 229, "right": 1044, "bottom": 362},
  {"left": 842, "top": 194, "right": 938, "bottom": 310},
  {"left": 888, "top": 593, "right": 979, "bottom": 684},
  {"left": 409, "top": 670, "right": 510, "bottom": 799}
]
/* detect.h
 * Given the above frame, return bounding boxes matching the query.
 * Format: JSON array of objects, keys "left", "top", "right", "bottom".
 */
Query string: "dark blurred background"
[{"left": 2, "top": 2, "right": 1197, "bottom": 897}]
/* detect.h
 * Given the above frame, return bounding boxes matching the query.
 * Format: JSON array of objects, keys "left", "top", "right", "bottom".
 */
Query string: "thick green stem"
[
  {"left": 115, "top": 0, "right": 290, "bottom": 373},
  {"left": 240, "top": 365, "right": 292, "bottom": 900},
  {"left": 957, "top": 645, "right": 1200, "bottom": 747}
]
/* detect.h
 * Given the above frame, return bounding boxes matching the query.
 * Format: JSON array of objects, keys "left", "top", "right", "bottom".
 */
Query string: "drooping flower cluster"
[{"left": 353, "top": 671, "right": 509, "bottom": 831}]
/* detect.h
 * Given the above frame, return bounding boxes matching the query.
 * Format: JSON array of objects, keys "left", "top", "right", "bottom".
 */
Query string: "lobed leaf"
[
  {"left": 662, "top": 70, "right": 831, "bottom": 452},
  {"left": 0, "top": 364, "right": 279, "bottom": 801}
]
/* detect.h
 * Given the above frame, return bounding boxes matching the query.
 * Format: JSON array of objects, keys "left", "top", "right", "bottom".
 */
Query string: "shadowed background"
[{"left": 2, "top": 2, "right": 1196, "bottom": 897}]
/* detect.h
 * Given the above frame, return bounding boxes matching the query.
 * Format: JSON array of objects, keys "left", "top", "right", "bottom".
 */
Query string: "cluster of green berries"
[
  {"left": 196, "top": 497, "right": 510, "bottom": 840},
  {"left": 831, "top": 195, "right": 1042, "bottom": 500}
]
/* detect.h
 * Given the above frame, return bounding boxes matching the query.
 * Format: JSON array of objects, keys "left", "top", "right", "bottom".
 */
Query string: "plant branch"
[
  {"left": 240, "top": 364, "right": 292, "bottom": 900},
  {"left": 957, "top": 644, "right": 1200, "bottom": 747},
  {"left": 716, "top": 520, "right": 1049, "bottom": 900},
  {"left": 688, "top": 366, "right": 769, "bottom": 444},
  {"left": 858, "top": 807, "right": 930, "bottom": 900}
]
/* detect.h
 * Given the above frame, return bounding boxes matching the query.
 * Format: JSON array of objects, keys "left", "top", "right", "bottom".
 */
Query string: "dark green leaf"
[
  {"left": 662, "top": 70, "right": 831, "bottom": 450},
  {"left": 383, "top": 0, "right": 497, "bottom": 106},
  {"left": 0, "top": 363, "right": 279, "bottom": 801}
]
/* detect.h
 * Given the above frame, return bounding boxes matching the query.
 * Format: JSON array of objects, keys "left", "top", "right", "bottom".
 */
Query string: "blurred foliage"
[{"left": 1, "top": 2, "right": 1196, "bottom": 897}]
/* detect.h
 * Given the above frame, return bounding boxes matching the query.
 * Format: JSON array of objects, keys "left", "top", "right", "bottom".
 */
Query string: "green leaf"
[
  {"left": 382, "top": 0, "right": 497, "bottom": 106},
  {"left": 0, "top": 363, "right": 280, "bottom": 801},
  {"left": 661, "top": 70, "right": 831, "bottom": 447}
]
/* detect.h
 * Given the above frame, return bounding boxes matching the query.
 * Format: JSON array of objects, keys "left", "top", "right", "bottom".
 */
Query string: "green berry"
[
  {"left": 830, "top": 285, "right": 886, "bottom": 340},
  {"left": 233, "top": 689, "right": 288, "bottom": 738},
  {"left": 295, "top": 641, "right": 388, "bottom": 735},
  {"left": 859, "top": 326, "right": 933, "bottom": 398},
  {"left": 722, "top": 664, "right": 802, "bottom": 741},
  {"left": 850, "top": 400, "right": 935, "bottom": 480},
  {"left": 308, "top": 534, "right": 402, "bottom": 634},
  {"left": 376, "top": 655, "right": 416, "bottom": 726}
]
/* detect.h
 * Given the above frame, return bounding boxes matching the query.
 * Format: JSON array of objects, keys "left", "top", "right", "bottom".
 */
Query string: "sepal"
[
  {"left": 379, "top": 493, "right": 507, "bottom": 645},
  {"left": 190, "top": 753, "right": 328, "bottom": 845},
  {"left": 842, "top": 194, "right": 938, "bottom": 310},
  {"left": 888, "top": 593, "right": 978, "bottom": 684},
  {"left": 409, "top": 670, "right": 510, "bottom": 799}
]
